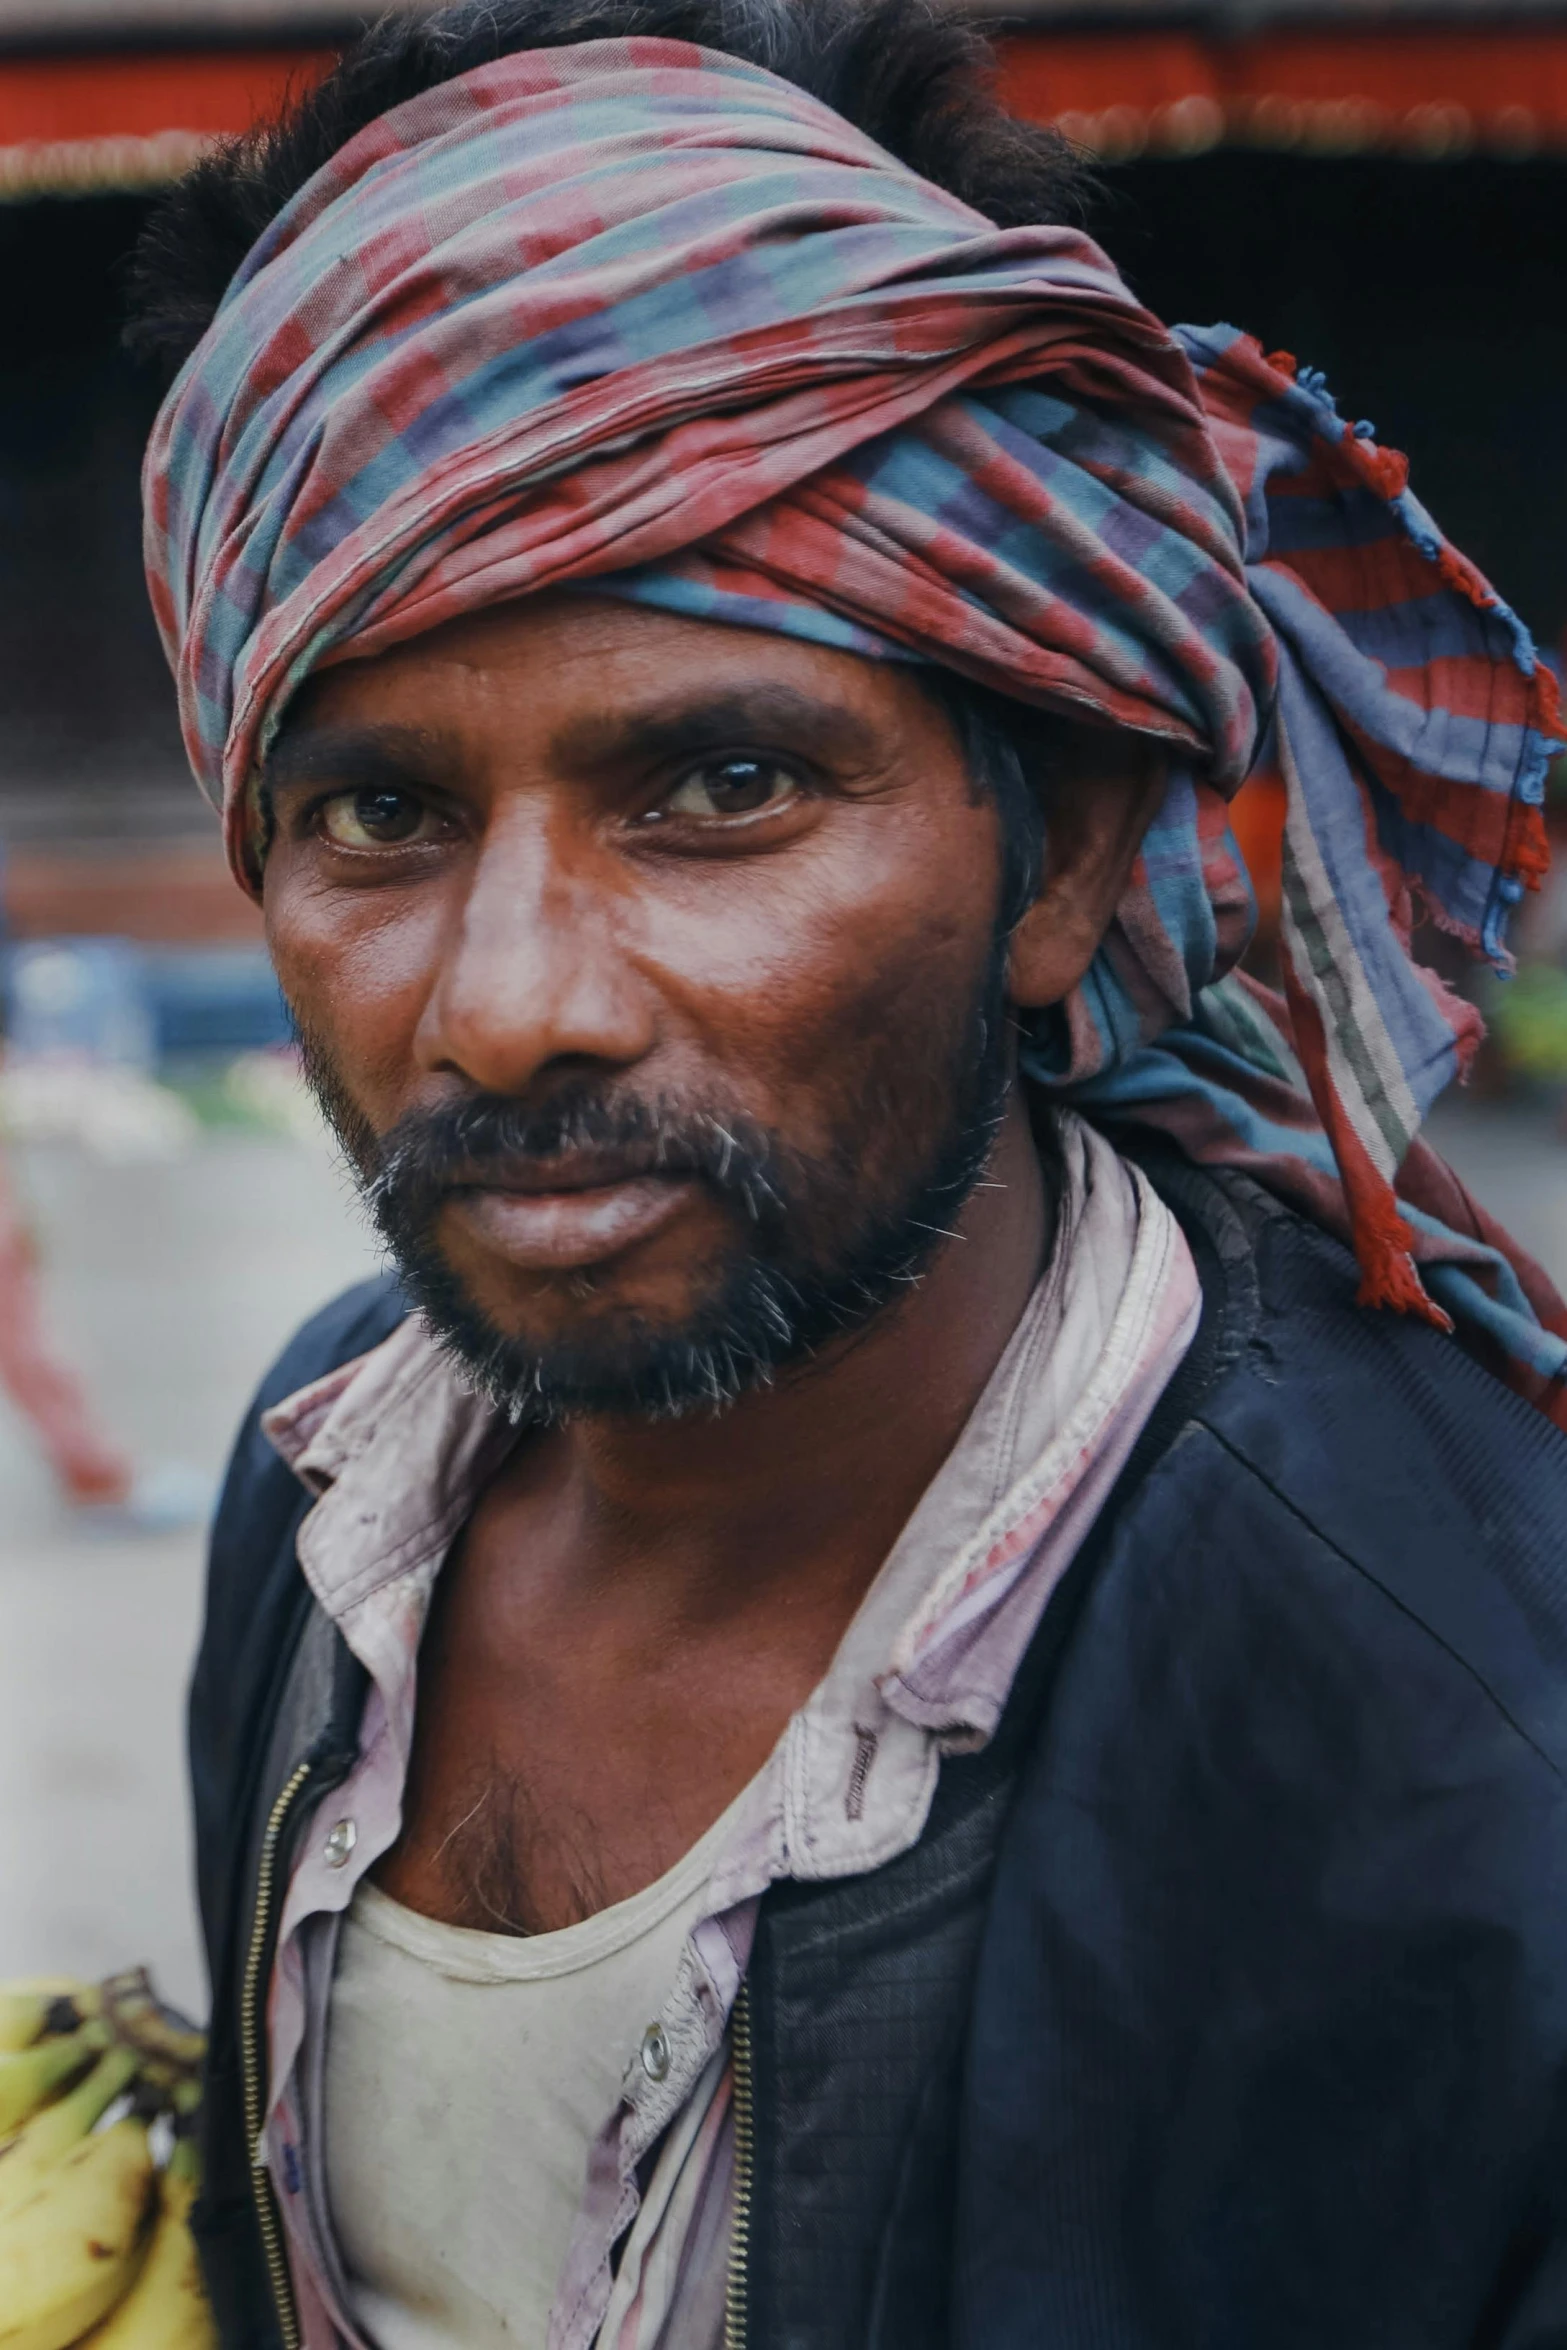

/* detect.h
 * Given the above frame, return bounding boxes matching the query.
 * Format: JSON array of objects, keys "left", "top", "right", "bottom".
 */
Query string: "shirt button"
[
  {"left": 640, "top": 2024, "right": 671, "bottom": 2083},
  {"left": 323, "top": 1818, "right": 357, "bottom": 1869}
]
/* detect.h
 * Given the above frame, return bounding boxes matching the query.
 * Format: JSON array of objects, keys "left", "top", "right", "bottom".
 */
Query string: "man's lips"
[{"left": 442, "top": 1165, "right": 702, "bottom": 1273}]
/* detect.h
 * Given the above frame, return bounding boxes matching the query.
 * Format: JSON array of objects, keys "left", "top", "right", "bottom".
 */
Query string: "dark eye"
[
  {"left": 317, "top": 786, "right": 439, "bottom": 848},
  {"left": 661, "top": 758, "right": 799, "bottom": 821}
]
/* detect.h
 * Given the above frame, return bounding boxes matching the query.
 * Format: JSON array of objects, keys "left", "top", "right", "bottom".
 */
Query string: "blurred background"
[{"left": 3, "top": 0, "right": 1567, "bottom": 2016}]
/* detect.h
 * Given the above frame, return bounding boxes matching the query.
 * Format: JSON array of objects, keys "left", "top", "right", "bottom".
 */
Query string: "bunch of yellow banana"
[{"left": 0, "top": 1971, "right": 217, "bottom": 2350}]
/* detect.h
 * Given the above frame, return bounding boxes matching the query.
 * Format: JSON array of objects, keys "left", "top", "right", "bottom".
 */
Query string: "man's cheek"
[
  {"left": 730, "top": 933, "right": 965, "bottom": 1140},
  {"left": 268, "top": 906, "right": 439, "bottom": 1118}
]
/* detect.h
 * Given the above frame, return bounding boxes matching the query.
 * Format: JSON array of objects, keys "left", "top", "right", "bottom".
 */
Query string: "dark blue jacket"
[{"left": 189, "top": 1149, "right": 1567, "bottom": 2347}]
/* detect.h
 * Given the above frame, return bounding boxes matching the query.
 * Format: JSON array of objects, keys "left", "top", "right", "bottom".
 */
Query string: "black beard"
[{"left": 295, "top": 935, "right": 1016, "bottom": 1425}]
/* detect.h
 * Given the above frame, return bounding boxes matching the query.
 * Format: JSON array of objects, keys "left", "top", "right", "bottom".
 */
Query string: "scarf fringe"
[{"left": 1351, "top": 1185, "right": 1453, "bottom": 1329}]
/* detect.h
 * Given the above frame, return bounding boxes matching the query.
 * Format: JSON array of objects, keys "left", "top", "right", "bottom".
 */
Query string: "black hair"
[
  {"left": 920, "top": 671, "right": 1058, "bottom": 937},
  {"left": 127, "top": 0, "right": 1089, "bottom": 921}
]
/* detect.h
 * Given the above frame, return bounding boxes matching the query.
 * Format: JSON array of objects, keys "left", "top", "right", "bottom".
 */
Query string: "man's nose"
[{"left": 414, "top": 810, "right": 657, "bottom": 1096}]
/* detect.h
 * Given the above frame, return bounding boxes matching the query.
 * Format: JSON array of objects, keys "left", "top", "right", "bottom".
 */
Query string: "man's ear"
[{"left": 1006, "top": 728, "right": 1168, "bottom": 1011}]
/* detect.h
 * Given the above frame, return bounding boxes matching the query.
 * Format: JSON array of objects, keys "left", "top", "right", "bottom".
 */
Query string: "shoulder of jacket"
[
  {"left": 222, "top": 1271, "right": 407, "bottom": 1480},
  {"left": 205, "top": 1271, "right": 408, "bottom": 1604},
  {"left": 1135, "top": 1154, "right": 1567, "bottom": 1781},
  {"left": 254, "top": 1271, "right": 410, "bottom": 1417}
]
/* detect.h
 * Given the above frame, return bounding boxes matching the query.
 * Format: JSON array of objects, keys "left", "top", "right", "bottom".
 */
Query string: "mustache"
[{"left": 361, "top": 1089, "right": 787, "bottom": 1231}]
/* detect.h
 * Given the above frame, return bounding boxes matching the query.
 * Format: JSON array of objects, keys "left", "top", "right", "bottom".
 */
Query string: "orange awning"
[
  {"left": 997, "top": 23, "right": 1567, "bottom": 159},
  {"left": 3, "top": 22, "right": 1567, "bottom": 198},
  {"left": 0, "top": 47, "right": 333, "bottom": 195}
]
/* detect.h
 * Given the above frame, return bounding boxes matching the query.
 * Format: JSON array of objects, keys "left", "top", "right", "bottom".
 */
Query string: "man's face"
[{"left": 261, "top": 595, "right": 1028, "bottom": 1418}]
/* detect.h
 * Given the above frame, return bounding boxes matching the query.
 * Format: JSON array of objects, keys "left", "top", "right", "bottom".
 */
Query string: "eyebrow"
[
  {"left": 261, "top": 723, "right": 443, "bottom": 799},
  {"left": 258, "top": 684, "right": 885, "bottom": 809},
  {"left": 549, "top": 684, "right": 883, "bottom": 774}
]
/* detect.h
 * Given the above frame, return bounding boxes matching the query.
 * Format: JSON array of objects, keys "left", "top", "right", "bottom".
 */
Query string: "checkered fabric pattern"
[{"left": 142, "top": 38, "right": 1567, "bottom": 1403}]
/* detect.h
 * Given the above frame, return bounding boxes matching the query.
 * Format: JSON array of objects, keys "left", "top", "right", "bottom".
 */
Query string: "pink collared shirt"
[{"left": 258, "top": 1114, "right": 1200, "bottom": 2349}]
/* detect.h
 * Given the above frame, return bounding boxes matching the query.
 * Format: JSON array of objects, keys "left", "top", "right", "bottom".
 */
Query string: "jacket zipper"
[
  {"left": 241, "top": 1759, "right": 313, "bottom": 2350},
  {"left": 724, "top": 1980, "right": 755, "bottom": 2350}
]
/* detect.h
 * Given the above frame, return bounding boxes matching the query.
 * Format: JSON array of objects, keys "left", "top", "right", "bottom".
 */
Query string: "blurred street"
[
  {"left": 0, "top": 1118, "right": 379, "bottom": 2017},
  {"left": 1427, "top": 1094, "right": 1567, "bottom": 1279},
  {"left": 0, "top": 1092, "right": 1561, "bottom": 2022}
]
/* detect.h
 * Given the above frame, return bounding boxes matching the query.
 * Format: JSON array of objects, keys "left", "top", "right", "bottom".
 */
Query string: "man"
[{"left": 132, "top": 3, "right": 1567, "bottom": 2344}]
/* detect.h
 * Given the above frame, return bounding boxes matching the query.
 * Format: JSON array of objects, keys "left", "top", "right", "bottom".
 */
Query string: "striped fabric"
[{"left": 142, "top": 37, "right": 1567, "bottom": 1404}]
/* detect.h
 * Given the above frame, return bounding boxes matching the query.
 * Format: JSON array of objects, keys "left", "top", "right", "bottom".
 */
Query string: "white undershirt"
[{"left": 325, "top": 1802, "right": 739, "bottom": 2350}]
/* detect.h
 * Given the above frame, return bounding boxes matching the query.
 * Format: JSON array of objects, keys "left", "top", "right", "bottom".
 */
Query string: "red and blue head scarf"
[{"left": 142, "top": 38, "right": 1567, "bottom": 1413}]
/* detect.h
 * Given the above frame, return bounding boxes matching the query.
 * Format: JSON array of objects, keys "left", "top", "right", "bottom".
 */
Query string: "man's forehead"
[
  {"left": 299, "top": 590, "right": 893, "bottom": 692},
  {"left": 269, "top": 599, "right": 924, "bottom": 778}
]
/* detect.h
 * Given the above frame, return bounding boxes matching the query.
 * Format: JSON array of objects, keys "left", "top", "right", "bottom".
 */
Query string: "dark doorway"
[{"left": 1098, "top": 148, "right": 1567, "bottom": 651}]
